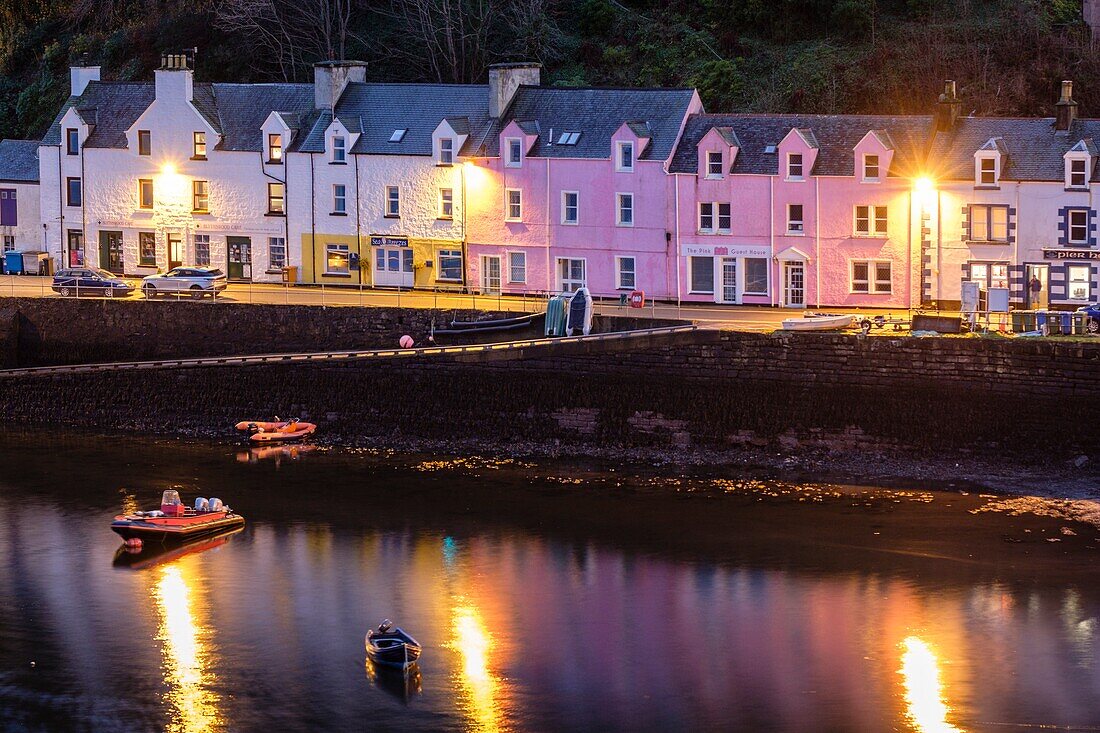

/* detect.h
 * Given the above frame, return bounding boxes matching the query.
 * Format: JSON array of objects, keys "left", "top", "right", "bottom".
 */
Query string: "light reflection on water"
[
  {"left": 450, "top": 604, "right": 507, "bottom": 732},
  {"left": 899, "top": 637, "right": 963, "bottom": 733}
]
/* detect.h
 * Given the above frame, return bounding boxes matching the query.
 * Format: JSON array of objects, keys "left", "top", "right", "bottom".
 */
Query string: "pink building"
[{"left": 464, "top": 71, "right": 701, "bottom": 299}]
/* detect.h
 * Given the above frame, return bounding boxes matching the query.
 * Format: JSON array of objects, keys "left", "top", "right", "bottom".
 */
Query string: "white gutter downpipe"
[{"left": 814, "top": 176, "right": 821, "bottom": 308}]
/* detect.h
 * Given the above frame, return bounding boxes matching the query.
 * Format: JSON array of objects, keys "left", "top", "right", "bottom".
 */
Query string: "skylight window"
[
  {"left": 556, "top": 132, "right": 581, "bottom": 145},
  {"left": 389, "top": 129, "right": 407, "bottom": 143},
  {"left": 764, "top": 144, "right": 778, "bottom": 154}
]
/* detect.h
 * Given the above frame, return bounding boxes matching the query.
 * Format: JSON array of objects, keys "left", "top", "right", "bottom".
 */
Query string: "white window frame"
[
  {"left": 616, "top": 256, "right": 636, "bottom": 290},
  {"left": 968, "top": 204, "right": 1009, "bottom": 242},
  {"left": 505, "top": 138, "right": 523, "bottom": 168},
  {"left": 332, "top": 184, "right": 347, "bottom": 215},
  {"left": 744, "top": 257, "right": 769, "bottom": 296},
  {"left": 508, "top": 251, "right": 527, "bottom": 283},
  {"left": 332, "top": 135, "right": 347, "bottom": 163},
  {"left": 557, "top": 257, "right": 587, "bottom": 292},
  {"left": 437, "top": 249, "right": 463, "bottom": 281},
  {"left": 561, "top": 191, "right": 578, "bottom": 225},
  {"left": 1068, "top": 209, "right": 1089, "bottom": 244},
  {"left": 616, "top": 141, "right": 634, "bottom": 173},
  {"left": 505, "top": 188, "right": 522, "bottom": 222},
  {"left": 706, "top": 151, "right": 723, "bottom": 178},
  {"left": 325, "top": 243, "right": 350, "bottom": 275},
  {"left": 1067, "top": 264, "right": 1092, "bottom": 301},
  {"left": 688, "top": 256, "right": 714, "bottom": 294},
  {"left": 850, "top": 259, "right": 892, "bottom": 294},
  {"left": 268, "top": 237, "right": 286, "bottom": 271},
  {"left": 862, "top": 153, "right": 880, "bottom": 182},
  {"left": 976, "top": 155, "right": 998, "bottom": 186},
  {"left": 385, "top": 186, "right": 400, "bottom": 217},
  {"left": 439, "top": 137, "right": 454, "bottom": 165},
  {"left": 439, "top": 188, "right": 453, "bottom": 219},
  {"left": 698, "top": 202, "right": 715, "bottom": 233},
  {"left": 854, "top": 205, "right": 888, "bottom": 237},
  {"left": 193, "top": 234, "right": 210, "bottom": 266},
  {"left": 616, "top": 192, "right": 634, "bottom": 226},
  {"left": 1067, "top": 156, "right": 1089, "bottom": 189},
  {"left": 787, "top": 204, "right": 804, "bottom": 234},
  {"left": 787, "top": 152, "right": 804, "bottom": 180}
]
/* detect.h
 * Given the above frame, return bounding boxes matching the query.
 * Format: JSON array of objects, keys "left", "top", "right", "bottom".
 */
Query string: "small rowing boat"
[
  {"left": 235, "top": 418, "right": 317, "bottom": 443},
  {"left": 781, "top": 313, "right": 855, "bottom": 332},
  {"left": 365, "top": 620, "right": 422, "bottom": 669},
  {"left": 111, "top": 490, "right": 244, "bottom": 543}
]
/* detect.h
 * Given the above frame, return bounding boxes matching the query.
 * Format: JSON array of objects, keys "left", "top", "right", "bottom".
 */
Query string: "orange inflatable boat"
[{"left": 235, "top": 418, "right": 317, "bottom": 443}]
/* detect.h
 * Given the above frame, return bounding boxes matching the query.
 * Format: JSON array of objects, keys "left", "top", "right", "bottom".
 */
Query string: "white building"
[{"left": 0, "top": 139, "right": 42, "bottom": 263}]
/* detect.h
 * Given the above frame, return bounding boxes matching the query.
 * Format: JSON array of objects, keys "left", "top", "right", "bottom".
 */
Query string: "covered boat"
[
  {"left": 781, "top": 314, "right": 855, "bottom": 332},
  {"left": 111, "top": 490, "right": 244, "bottom": 542},
  {"left": 235, "top": 418, "right": 317, "bottom": 443},
  {"left": 365, "top": 620, "right": 422, "bottom": 669}
]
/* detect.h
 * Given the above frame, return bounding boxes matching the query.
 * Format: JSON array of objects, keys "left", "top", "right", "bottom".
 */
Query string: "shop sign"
[
  {"left": 370, "top": 235, "right": 409, "bottom": 247},
  {"left": 681, "top": 243, "right": 770, "bottom": 258},
  {"left": 1043, "top": 248, "right": 1100, "bottom": 260}
]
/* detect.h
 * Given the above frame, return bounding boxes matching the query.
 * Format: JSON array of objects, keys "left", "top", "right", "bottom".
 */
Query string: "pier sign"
[{"left": 1043, "top": 248, "right": 1100, "bottom": 260}]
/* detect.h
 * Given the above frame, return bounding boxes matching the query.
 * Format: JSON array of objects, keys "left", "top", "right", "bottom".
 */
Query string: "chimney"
[
  {"left": 314, "top": 61, "right": 368, "bottom": 110},
  {"left": 934, "top": 80, "right": 962, "bottom": 131},
  {"left": 70, "top": 55, "right": 100, "bottom": 97},
  {"left": 155, "top": 49, "right": 197, "bottom": 103},
  {"left": 489, "top": 62, "right": 541, "bottom": 119},
  {"left": 1055, "top": 80, "right": 1077, "bottom": 131}
]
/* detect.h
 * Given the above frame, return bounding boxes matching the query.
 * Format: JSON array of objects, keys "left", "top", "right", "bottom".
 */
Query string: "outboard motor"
[
  {"left": 194, "top": 497, "right": 209, "bottom": 512},
  {"left": 208, "top": 498, "right": 223, "bottom": 512}
]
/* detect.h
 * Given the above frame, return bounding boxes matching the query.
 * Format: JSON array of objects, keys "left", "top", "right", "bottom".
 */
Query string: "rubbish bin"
[
  {"left": 21, "top": 251, "right": 49, "bottom": 275},
  {"left": 281, "top": 265, "right": 298, "bottom": 284},
  {"left": 4, "top": 250, "right": 24, "bottom": 275},
  {"left": 1060, "top": 311, "right": 1073, "bottom": 335},
  {"left": 1073, "top": 312, "right": 1088, "bottom": 335}
]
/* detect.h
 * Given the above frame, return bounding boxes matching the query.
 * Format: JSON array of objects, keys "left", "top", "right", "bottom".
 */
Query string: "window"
[
  {"left": 717, "top": 203, "right": 731, "bottom": 232},
  {"left": 333, "top": 184, "right": 347, "bottom": 214},
  {"left": 978, "top": 156, "right": 997, "bottom": 186},
  {"left": 699, "top": 201, "right": 730, "bottom": 232},
  {"left": 66, "top": 230, "right": 84, "bottom": 266},
  {"left": 745, "top": 258, "right": 768, "bottom": 294},
  {"left": 192, "top": 180, "right": 209, "bottom": 212},
  {"left": 1067, "top": 265, "right": 1091, "bottom": 301},
  {"left": 556, "top": 131, "right": 581, "bottom": 145},
  {"left": 438, "top": 249, "right": 462, "bottom": 281},
  {"left": 508, "top": 251, "right": 526, "bottom": 283},
  {"left": 194, "top": 234, "right": 210, "bottom": 266},
  {"left": 137, "top": 130, "right": 151, "bottom": 156},
  {"left": 268, "top": 133, "right": 282, "bottom": 163},
  {"left": 617, "top": 193, "right": 634, "bottom": 226},
  {"left": 854, "top": 205, "right": 888, "bottom": 237},
  {"left": 332, "top": 135, "right": 346, "bottom": 163},
  {"left": 562, "top": 191, "right": 578, "bottom": 224},
  {"left": 1068, "top": 158, "right": 1087, "bottom": 188},
  {"left": 616, "top": 141, "right": 634, "bottom": 172},
  {"left": 193, "top": 132, "right": 207, "bottom": 159},
  {"left": 66, "top": 177, "right": 81, "bottom": 207},
  {"left": 506, "top": 189, "right": 522, "bottom": 221},
  {"left": 699, "top": 202, "right": 714, "bottom": 233},
  {"left": 326, "top": 243, "right": 350, "bottom": 274},
  {"left": 66, "top": 128, "right": 79, "bottom": 155},
  {"left": 138, "top": 179, "right": 153, "bottom": 209},
  {"left": 139, "top": 232, "right": 157, "bottom": 266},
  {"left": 863, "top": 154, "right": 880, "bottom": 181},
  {"left": 558, "top": 258, "right": 586, "bottom": 291},
  {"left": 968, "top": 262, "right": 1009, "bottom": 290},
  {"left": 0, "top": 190, "right": 14, "bottom": 227},
  {"left": 1069, "top": 209, "right": 1089, "bottom": 244},
  {"left": 389, "top": 129, "right": 407, "bottom": 143},
  {"left": 268, "top": 182, "right": 284, "bottom": 214},
  {"left": 851, "top": 260, "right": 892, "bottom": 294},
  {"left": 689, "top": 256, "right": 714, "bottom": 293},
  {"left": 506, "top": 138, "right": 522, "bottom": 167},
  {"left": 616, "top": 256, "right": 636, "bottom": 290},
  {"left": 706, "top": 151, "right": 723, "bottom": 178},
  {"left": 269, "top": 237, "right": 286, "bottom": 270},
  {"left": 787, "top": 153, "right": 804, "bottom": 179},
  {"left": 439, "top": 137, "right": 453, "bottom": 165},
  {"left": 385, "top": 186, "right": 400, "bottom": 217},
  {"left": 3, "top": 235, "right": 14, "bottom": 252},
  {"left": 439, "top": 188, "right": 453, "bottom": 219},
  {"left": 787, "top": 204, "right": 804, "bottom": 233},
  {"left": 968, "top": 205, "right": 1008, "bottom": 242}
]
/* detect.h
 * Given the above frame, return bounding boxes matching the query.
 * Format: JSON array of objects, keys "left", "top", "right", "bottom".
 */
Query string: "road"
[{"left": 0, "top": 275, "right": 907, "bottom": 332}]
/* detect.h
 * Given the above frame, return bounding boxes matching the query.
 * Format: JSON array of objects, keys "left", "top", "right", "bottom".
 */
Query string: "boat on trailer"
[
  {"left": 781, "top": 313, "right": 855, "bottom": 332},
  {"left": 365, "top": 620, "right": 423, "bottom": 669},
  {"left": 111, "top": 490, "right": 244, "bottom": 543},
  {"left": 431, "top": 311, "right": 544, "bottom": 338}
]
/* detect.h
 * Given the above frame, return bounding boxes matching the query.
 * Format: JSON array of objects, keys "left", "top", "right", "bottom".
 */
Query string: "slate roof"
[
  {"left": 42, "top": 82, "right": 154, "bottom": 148},
  {"left": 0, "top": 139, "right": 40, "bottom": 182},
  {"left": 670, "top": 114, "right": 933, "bottom": 177},
  {"left": 925, "top": 117, "right": 1100, "bottom": 182},
  {"left": 474, "top": 86, "right": 697, "bottom": 161},
  {"left": 294, "top": 83, "right": 491, "bottom": 155}
]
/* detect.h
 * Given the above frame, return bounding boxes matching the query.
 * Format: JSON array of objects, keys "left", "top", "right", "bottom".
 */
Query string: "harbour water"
[{"left": 1, "top": 432, "right": 1098, "bottom": 732}]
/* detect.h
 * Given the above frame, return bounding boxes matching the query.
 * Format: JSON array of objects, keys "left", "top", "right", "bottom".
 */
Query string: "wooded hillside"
[{"left": 0, "top": 0, "right": 1095, "bottom": 140}]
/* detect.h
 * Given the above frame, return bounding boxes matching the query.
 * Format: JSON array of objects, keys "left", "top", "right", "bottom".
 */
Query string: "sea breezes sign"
[
  {"left": 1043, "top": 248, "right": 1100, "bottom": 260},
  {"left": 370, "top": 235, "right": 409, "bottom": 247}
]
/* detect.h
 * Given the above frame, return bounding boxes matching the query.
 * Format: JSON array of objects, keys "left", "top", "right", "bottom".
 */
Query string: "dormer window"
[
  {"left": 268, "top": 134, "right": 283, "bottom": 163},
  {"left": 506, "top": 138, "right": 522, "bottom": 167},
  {"left": 863, "top": 154, "right": 880, "bottom": 181},
  {"left": 787, "top": 153, "right": 804, "bottom": 180},
  {"left": 1068, "top": 157, "right": 1088, "bottom": 189},
  {"left": 706, "top": 151, "right": 723, "bottom": 178},
  {"left": 66, "top": 129, "right": 79, "bottom": 156},
  {"left": 616, "top": 141, "right": 634, "bottom": 173},
  {"left": 439, "top": 137, "right": 454, "bottom": 165},
  {"left": 977, "top": 156, "right": 997, "bottom": 186},
  {"left": 332, "top": 135, "right": 346, "bottom": 163},
  {"left": 137, "top": 130, "right": 151, "bottom": 156}
]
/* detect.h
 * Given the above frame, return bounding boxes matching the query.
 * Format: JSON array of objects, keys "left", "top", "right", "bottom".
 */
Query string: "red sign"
[{"left": 629, "top": 290, "right": 645, "bottom": 308}]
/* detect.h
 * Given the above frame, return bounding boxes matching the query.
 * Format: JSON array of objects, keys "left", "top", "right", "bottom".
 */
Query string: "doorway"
[
  {"left": 227, "top": 236, "right": 252, "bottom": 281},
  {"left": 783, "top": 262, "right": 805, "bottom": 307},
  {"left": 66, "top": 230, "right": 85, "bottom": 267},
  {"left": 98, "top": 230, "right": 123, "bottom": 273},
  {"left": 719, "top": 257, "right": 738, "bottom": 304},
  {"left": 168, "top": 234, "right": 183, "bottom": 270},
  {"left": 373, "top": 246, "right": 414, "bottom": 287},
  {"left": 1025, "top": 264, "right": 1049, "bottom": 309},
  {"left": 481, "top": 255, "right": 501, "bottom": 293}
]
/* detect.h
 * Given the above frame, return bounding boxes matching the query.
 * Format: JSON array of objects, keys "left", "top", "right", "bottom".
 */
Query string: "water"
[{"left": 1, "top": 433, "right": 1099, "bottom": 733}]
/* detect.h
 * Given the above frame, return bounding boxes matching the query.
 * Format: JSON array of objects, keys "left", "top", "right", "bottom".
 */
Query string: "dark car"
[
  {"left": 52, "top": 268, "right": 135, "bottom": 298},
  {"left": 1078, "top": 304, "right": 1100, "bottom": 334}
]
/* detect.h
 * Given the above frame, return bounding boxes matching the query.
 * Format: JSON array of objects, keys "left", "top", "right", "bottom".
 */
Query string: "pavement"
[{"left": 0, "top": 275, "right": 910, "bottom": 332}]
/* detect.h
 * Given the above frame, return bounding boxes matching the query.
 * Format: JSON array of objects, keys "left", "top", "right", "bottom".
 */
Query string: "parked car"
[
  {"left": 1077, "top": 304, "right": 1100, "bottom": 334},
  {"left": 52, "top": 268, "right": 135, "bottom": 297},
  {"left": 142, "top": 267, "right": 228, "bottom": 299}
]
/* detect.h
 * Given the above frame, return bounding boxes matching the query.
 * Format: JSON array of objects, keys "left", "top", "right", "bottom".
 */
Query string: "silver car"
[{"left": 142, "top": 267, "right": 229, "bottom": 299}]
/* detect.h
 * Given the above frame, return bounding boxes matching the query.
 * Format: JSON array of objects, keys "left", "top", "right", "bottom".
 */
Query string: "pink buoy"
[
  {"left": 399, "top": 335, "right": 414, "bottom": 349},
  {"left": 124, "top": 537, "right": 143, "bottom": 549}
]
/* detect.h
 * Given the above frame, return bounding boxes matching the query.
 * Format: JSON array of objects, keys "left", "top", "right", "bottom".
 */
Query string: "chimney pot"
[
  {"left": 1055, "top": 79, "right": 1078, "bottom": 131},
  {"left": 935, "top": 79, "right": 962, "bottom": 131}
]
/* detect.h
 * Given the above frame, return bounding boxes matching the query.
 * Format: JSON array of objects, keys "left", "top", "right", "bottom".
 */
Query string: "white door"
[
  {"left": 720, "top": 257, "right": 738, "bottom": 304},
  {"left": 558, "top": 258, "right": 586, "bottom": 292},
  {"left": 374, "top": 247, "right": 414, "bottom": 287},
  {"left": 783, "top": 262, "right": 805, "bottom": 307},
  {"left": 481, "top": 255, "right": 501, "bottom": 293}
]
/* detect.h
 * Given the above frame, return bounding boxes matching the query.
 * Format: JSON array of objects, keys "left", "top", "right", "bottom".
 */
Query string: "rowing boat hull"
[
  {"left": 110, "top": 512, "right": 245, "bottom": 542},
  {"left": 781, "top": 315, "right": 854, "bottom": 331}
]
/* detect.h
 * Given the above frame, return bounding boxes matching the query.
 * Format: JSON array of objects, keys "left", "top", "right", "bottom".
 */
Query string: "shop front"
[
  {"left": 681, "top": 243, "right": 771, "bottom": 305},
  {"left": 371, "top": 235, "right": 414, "bottom": 288}
]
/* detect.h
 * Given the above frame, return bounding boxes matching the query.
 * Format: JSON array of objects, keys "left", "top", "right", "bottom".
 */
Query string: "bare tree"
[{"left": 381, "top": 0, "right": 497, "bottom": 83}]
